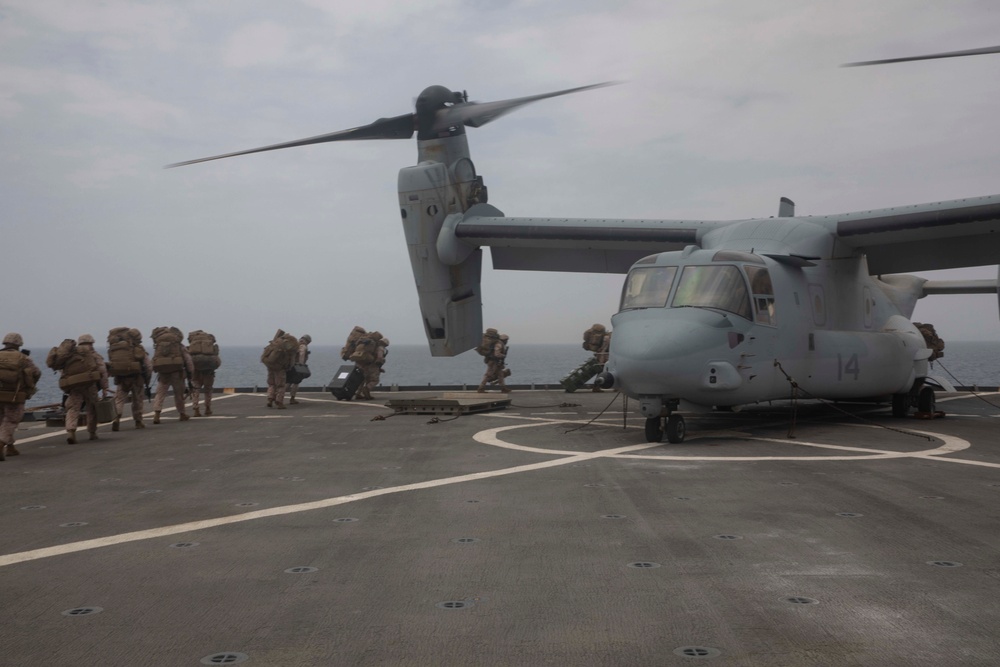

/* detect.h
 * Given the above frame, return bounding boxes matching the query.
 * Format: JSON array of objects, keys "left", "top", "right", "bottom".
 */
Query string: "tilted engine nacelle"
[{"left": 398, "top": 160, "right": 485, "bottom": 356}]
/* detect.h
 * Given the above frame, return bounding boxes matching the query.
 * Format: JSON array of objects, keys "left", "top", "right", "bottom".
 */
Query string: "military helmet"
[
  {"left": 78, "top": 334, "right": 95, "bottom": 345},
  {"left": 128, "top": 328, "right": 142, "bottom": 341},
  {"left": 380, "top": 338, "right": 390, "bottom": 346},
  {"left": 500, "top": 334, "right": 509, "bottom": 341},
  {"left": 2, "top": 332, "right": 23, "bottom": 347},
  {"left": 301, "top": 334, "right": 312, "bottom": 344}
]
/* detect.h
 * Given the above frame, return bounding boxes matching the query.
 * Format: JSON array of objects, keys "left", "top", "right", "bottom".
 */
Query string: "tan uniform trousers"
[
  {"left": 114, "top": 375, "right": 146, "bottom": 421},
  {"left": 65, "top": 384, "right": 100, "bottom": 433},
  {"left": 191, "top": 371, "right": 215, "bottom": 410},
  {"left": 266, "top": 368, "right": 286, "bottom": 405},
  {"left": 153, "top": 371, "right": 188, "bottom": 415},
  {"left": 0, "top": 402, "right": 26, "bottom": 446}
]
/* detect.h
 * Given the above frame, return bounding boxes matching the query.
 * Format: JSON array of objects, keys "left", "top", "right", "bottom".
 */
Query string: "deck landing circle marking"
[{"left": 473, "top": 420, "right": 971, "bottom": 462}]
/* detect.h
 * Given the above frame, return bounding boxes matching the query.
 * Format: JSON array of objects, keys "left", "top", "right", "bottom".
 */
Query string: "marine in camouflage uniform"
[
  {"left": 64, "top": 334, "right": 109, "bottom": 444},
  {"left": 188, "top": 331, "right": 222, "bottom": 417},
  {"left": 357, "top": 337, "right": 388, "bottom": 401},
  {"left": 112, "top": 329, "right": 153, "bottom": 431},
  {"left": 592, "top": 330, "right": 611, "bottom": 392},
  {"left": 477, "top": 334, "right": 511, "bottom": 393},
  {"left": 288, "top": 334, "right": 311, "bottom": 404},
  {"left": 152, "top": 339, "right": 194, "bottom": 424},
  {"left": 0, "top": 333, "right": 41, "bottom": 459}
]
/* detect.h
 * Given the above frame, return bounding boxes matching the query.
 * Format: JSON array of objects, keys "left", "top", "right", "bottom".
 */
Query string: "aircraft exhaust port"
[{"left": 702, "top": 362, "right": 741, "bottom": 390}]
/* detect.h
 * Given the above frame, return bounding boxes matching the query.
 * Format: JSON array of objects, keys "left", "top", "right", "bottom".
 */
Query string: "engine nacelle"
[{"left": 399, "top": 161, "right": 482, "bottom": 356}]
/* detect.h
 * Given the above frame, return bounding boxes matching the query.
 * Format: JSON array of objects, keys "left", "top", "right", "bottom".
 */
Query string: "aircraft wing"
[
  {"left": 456, "top": 205, "right": 727, "bottom": 273},
  {"left": 827, "top": 194, "right": 1000, "bottom": 274}
]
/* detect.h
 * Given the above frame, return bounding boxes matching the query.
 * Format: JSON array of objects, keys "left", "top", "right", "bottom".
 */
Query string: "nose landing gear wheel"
[
  {"left": 666, "top": 414, "right": 685, "bottom": 443},
  {"left": 644, "top": 417, "right": 663, "bottom": 443}
]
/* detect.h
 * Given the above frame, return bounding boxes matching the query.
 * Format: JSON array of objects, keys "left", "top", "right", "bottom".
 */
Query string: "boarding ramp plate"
[{"left": 386, "top": 392, "right": 511, "bottom": 416}]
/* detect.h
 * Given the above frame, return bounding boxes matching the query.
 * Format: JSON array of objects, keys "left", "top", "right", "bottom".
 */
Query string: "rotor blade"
[
  {"left": 433, "top": 82, "right": 617, "bottom": 132},
  {"left": 165, "top": 113, "right": 415, "bottom": 168},
  {"left": 842, "top": 45, "right": 1000, "bottom": 67}
]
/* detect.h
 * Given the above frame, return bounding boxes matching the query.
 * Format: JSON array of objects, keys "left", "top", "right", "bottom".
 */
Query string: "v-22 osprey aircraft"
[{"left": 169, "top": 82, "right": 1000, "bottom": 443}]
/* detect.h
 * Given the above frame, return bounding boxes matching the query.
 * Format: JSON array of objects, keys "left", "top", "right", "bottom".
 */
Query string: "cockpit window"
[
  {"left": 745, "top": 265, "right": 776, "bottom": 326},
  {"left": 620, "top": 266, "right": 678, "bottom": 310},
  {"left": 672, "top": 265, "right": 752, "bottom": 319}
]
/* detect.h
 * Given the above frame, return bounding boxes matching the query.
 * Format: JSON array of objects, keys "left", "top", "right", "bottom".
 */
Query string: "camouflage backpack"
[
  {"left": 152, "top": 326, "right": 185, "bottom": 373},
  {"left": 46, "top": 338, "right": 78, "bottom": 371},
  {"left": 0, "top": 349, "right": 36, "bottom": 402},
  {"left": 107, "top": 327, "right": 147, "bottom": 377},
  {"left": 582, "top": 324, "right": 607, "bottom": 352},
  {"left": 261, "top": 330, "right": 298, "bottom": 370},
  {"left": 188, "top": 330, "right": 221, "bottom": 372},
  {"left": 476, "top": 328, "right": 500, "bottom": 357},
  {"left": 341, "top": 326, "right": 367, "bottom": 361}
]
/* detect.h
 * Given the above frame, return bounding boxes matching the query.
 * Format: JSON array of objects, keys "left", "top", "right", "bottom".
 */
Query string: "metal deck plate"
[{"left": 385, "top": 392, "right": 511, "bottom": 415}]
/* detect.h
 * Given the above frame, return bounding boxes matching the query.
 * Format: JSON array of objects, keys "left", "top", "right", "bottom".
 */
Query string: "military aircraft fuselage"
[{"left": 606, "top": 247, "right": 929, "bottom": 417}]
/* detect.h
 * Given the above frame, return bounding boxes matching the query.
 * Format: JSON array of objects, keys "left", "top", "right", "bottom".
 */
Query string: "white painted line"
[{"left": 0, "top": 441, "right": 660, "bottom": 568}]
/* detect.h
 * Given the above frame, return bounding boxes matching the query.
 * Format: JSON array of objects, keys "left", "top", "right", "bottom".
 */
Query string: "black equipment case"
[{"left": 328, "top": 365, "right": 364, "bottom": 400}]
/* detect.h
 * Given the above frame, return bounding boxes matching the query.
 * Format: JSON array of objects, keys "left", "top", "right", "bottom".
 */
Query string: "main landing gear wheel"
[
  {"left": 666, "top": 414, "right": 685, "bottom": 443},
  {"left": 891, "top": 393, "right": 909, "bottom": 418},
  {"left": 917, "top": 386, "right": 936, "bottom": 413},
  {"left": 644, "top": 417, "right": 663, "bottom": 443}
]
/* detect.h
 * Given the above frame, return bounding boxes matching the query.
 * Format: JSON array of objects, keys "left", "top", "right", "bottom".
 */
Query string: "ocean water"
[{"left": 25, "top": 340, "right": 1000, "bottom": 408}]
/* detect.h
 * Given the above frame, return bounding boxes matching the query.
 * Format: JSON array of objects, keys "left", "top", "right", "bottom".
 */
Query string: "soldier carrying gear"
[
  {"left": 187, "top": 330, "right": 222, "bottom": 417},
  {"left": 560, "top": 324, "right": 612, "bottom": 392},
  {"left": 477, "top": 331, "right": 511, "bottom": 393},
  {"left": 288, "top": 334, "right": 312, "bottom": 405},
  {"left": 914, "top": 322, "right": 945, "bottom": 362},
  {"left": 107, "top": 327, "right": 153, "bottom": 431},
  {"left": 0, "top": 332, "right": 42, "bottom": 459},
  {"left": 150, "top": 326, "right": 194, "bottom": 424},
  {"left": 50, "top": 334, "right": 109, "bottom": 444},
  {"left": 261, "top": 329, "right": 298, "bottom": 408},
  {"left": 356, "top": 335, "right": 388, "bottom": 401}
]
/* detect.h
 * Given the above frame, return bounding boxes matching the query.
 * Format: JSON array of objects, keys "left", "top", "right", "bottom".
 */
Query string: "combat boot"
[
  {"left": 193, "top": 407, "right": 201, "bottom": 417},
  {"left": 204, "top": 407, "right": 213, "bottom": 416},
  {"left": 289, "top": 398, "right": 299, "bottom": 405},
  {"left": 153, "top": 411, "right": 161, "bottom": 424},
  {"left": 66, "top": 429, "right": 77, "bottom": 444},
  {"left": 276, "top": 402, "right": 287, "bottom": 410},
  {"left": 112, "top": 417, "right": 121, "bottom": 431},
  {"left": 89, "top": 431, "right": 99, "bottom": 441},
  {"left": 501, "top": 387, "right": 512, "bottom": 393},
  {"left": 4, "top": 444, "right": 18, "bottom": 456},
  {"left": 135, "top": 419, "right": 145, "bottom": 429},
  {"left": 267, "top": 400, "right": 273, "bottom": 408},
  {"left": 179, "top": 413, "right": 191, "bottom": 421}
]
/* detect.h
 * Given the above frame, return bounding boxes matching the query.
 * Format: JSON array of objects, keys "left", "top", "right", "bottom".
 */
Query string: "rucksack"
[
  {"left": 582, "top": 324, "right": 607, "bottom": 352},
  {"left": 0, "top": 349, "right": 36, "bottom": 402},
  {"left": 46, "top": 339, "right": 78, "bottom": 371},
  {"left": 341, "top": 326, "right": 367, "bottom": 361},
  {"left": 152, "top": 326, "right": 185, "bottom": 373},
  {"left": 51, "top": 343, "right": 101, "bottom": 390},
  {"left": 476, "top": 328, "right": 500, "bottom": 357},
  {"left": 107, "top": 327, "right": 147, "bottom": 377},
  {"left": 261, "top": 331, "right": 298, "bottom": 370},
  {"left": 188, "top": 330, "right": 221, "bottom": 372},
  {"left": 349, "top": 337, "right": 376, "bottom": 364}
]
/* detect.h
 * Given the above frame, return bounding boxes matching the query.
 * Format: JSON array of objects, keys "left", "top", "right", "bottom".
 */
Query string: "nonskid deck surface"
[{"left": 1, "top": 390, "right": 999, "bottom": 666}]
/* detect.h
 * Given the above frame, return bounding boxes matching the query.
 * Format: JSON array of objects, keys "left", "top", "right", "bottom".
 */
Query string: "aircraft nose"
[
  {"left": 608, "top": 309, "right": 740, "bottom": 396},
  {"left": 612, "top": 316, "right": 711, "bottom": 362}
]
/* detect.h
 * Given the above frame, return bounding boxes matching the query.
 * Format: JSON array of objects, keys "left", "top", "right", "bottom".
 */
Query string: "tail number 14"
[{"left": 837, "top": 353, "right": 860, "bottom": 381}]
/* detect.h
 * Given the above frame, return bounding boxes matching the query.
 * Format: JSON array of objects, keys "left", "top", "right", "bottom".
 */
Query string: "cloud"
[{"left": 5, "top": 0, "right": 187, "bottom": 51}]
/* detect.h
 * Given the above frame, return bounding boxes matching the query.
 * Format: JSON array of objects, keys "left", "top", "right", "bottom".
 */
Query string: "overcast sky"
[{"left": 3, "top": 0, "right": 999, "bottom": 350}]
